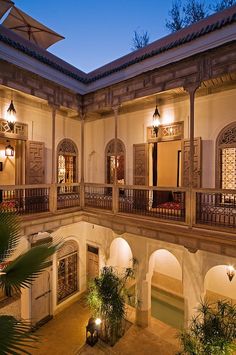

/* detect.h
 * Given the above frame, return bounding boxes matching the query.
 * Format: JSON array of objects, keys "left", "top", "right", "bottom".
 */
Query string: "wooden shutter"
[
  {"left": 26, "top": 141, "right": 45, "bottom": 184},
  {"left": 133, "top": 143, "right": 148, "bottom": 185},
  {"left": 182, "top": 137, "right": 201, "bottom": 188}
]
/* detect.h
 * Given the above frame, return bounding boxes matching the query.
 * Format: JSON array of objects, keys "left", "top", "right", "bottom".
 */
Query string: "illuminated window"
[
  {"left": 105, "top": 139, "right": 125, "bottom": 184},
  {"left": 57, "top": 139, "right": 78, "bottom": 184}
]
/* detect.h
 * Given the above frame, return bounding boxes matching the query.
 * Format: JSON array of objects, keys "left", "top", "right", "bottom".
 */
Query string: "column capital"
[
  {"left": 112, "top": 104, "right": 120, "bottom": 115},
  {"left": 48, "top": 103, "right": 60, "bottom": 112},
  {"left": 184, "top": 82, "right": 201, "bottom": 95}
]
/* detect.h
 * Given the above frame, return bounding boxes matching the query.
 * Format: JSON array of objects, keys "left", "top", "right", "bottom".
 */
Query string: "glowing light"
[{"left": 95, "top": 318, "right": 101, "bottom": 326}]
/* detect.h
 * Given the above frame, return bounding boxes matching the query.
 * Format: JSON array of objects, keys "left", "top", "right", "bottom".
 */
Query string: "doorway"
[{"left": 87, "top": 245, "right": 99, "bottom": 284}]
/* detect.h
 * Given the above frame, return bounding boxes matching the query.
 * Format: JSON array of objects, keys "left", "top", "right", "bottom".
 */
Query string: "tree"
[
  {"left": 0, "top": 211, "right": 57, "bottom": 354},
  {"left": 166, "top": 0, "right": 185, "bottom": 33},
  {"left": 212, "top": 0, "right": 236, "bottom": 11},
  {"left": 178, "top": 300, "right": 236, "bottom": 355},
  {"left": 183, "top": 0, "right": 208, "bottom": 25},
  {"left": 131, "top": 30, "right": 150, "bottom": 51},
  {"left": 87, "top": 266, "right": 135, "bottom": 345}
]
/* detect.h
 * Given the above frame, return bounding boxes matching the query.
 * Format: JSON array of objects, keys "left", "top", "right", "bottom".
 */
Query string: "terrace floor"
[{"left": 24, "top": 298, "right": 180, "bottom": 354}]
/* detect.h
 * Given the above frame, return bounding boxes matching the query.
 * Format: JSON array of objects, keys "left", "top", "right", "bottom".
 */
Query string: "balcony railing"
[
  {"left": 57, "top": 183, "right": 80, "bottom": 210},
  {"left": 0, "top": 183, "right": 235, "bottom": 231},
  {"left": 118, "top": 186, "right": 186, "bottom": 222},
  {"left": 84, "top": 183, "right": 113, "bottom": 211},
  {"left": 0, "top": 185, "right": 50, "bottom": 214},
  {"left": 195, "top": 188, "right": 236, "bottom": 229}
]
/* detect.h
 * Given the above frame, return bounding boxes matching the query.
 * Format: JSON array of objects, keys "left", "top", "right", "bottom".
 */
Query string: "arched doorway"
[
  {"left": 149, "top": 249, "right": 184, "bottom": 329},
  {"left": 57, "top": 138, "right": 78, "bottom": 184},
  {"left": 204, "top": 265, "right": 236, "bottom": 303},
  {"left": 108, "top": 237, "right": 133, "bottom": 273},
  {"left": 57, "top": 240, "right": 79, "bottom": 303},
  {"left": 105, "top": 139, "right": 125, "bottom": 185}
]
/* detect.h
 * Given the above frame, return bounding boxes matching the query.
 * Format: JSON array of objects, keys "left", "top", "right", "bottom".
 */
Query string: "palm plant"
[
  {"left": 0, "top": 211, "right": 57, "bottom": 354},
  {"left": 87, "top": 265, "right": 135, "bottom": 346},
  {"left": 178, "top": 299, "right": 236, "bottom": 355}
]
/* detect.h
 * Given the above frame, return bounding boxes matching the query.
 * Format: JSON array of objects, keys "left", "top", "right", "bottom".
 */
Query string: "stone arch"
[
  {"left": 215, "top": 121, "right": 236, "bottom": 188},
  {"left": 204, "top": 264, "right": 236, "bottom": 302},
  {"left": 147, "top": 248, "right": 184, "bottom": 329},
  {"left": 57, "top": 138, "right": 78, "bottom": 183},
  {"left": 107, "top": 237, "right": 133, "bottom": 272},
  {"left": 105, "top": 138, "right": 126, "bottom": 184}
]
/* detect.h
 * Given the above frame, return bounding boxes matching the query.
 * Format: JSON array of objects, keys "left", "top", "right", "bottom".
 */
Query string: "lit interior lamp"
[
  {"left": 227, "top": 265, "right": 235, "bottom": 282},
  {"left": 5, "top": 140, "right": 14, "bottom": 157},
  {"left": 6, "top": 100, "right": 16, "bottom": 131},
  {"left": 95, "top": 318, "right": 102, "bottom": 326},
  {"left": 152, "top": 101, "right": 161, "bottom": 137}
]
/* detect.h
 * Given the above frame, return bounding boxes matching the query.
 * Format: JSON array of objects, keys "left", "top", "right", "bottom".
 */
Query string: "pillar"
[
  {"left": 112, "top": 105, "right": 119, "bottom": 213},
  {"left": 80, "top": 112, "right": 85, "bottom": 209},
  {"left": 182, "top": 249, "right": 205, "bottom": 325},
  {"left": 135, "top": 259, "right": 151, "bottom": 328}
]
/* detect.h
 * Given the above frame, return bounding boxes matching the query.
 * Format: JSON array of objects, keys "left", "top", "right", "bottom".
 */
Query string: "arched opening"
[
  {"left": 57, "top": 138, "right": 78, "bottom": 184},
  {"left": 216, "top": 122, "right": 236, "bottom": 191},
  {"left": 149, "top": 249, "right": 184, "bottom": 329},
  {"left": 107, "top": 237, "right": 133, "bottom": 273},
  {"left": 204, "top": 265, "right": 236, "bottom": 303},
  {"left": 105, "top": 139, "right": 125, "bottom": 185},
  {"left": 57, "top": 240, "right": 79, "bottom": 304}
]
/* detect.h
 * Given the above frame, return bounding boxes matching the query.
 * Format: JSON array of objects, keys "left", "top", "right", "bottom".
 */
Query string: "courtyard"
[{"left": 26, "top": 299, "right": 179, "bottom": 355}]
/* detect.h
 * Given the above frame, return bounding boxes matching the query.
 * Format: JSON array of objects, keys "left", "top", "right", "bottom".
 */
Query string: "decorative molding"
[
  {"left": 0, "top": 118, "right": 28, "bottom": 140},
  {"left": 147, "top": 121, "right": 184, "bottom": 143}
]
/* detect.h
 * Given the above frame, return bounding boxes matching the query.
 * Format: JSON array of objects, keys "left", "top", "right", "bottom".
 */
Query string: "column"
[
  {"left": 112, "top": 105, "right": 119, "bottom": 213},
  {"left": 182, "top": 250, "right": 205, "bottom": 325},
  {"left": 49, "top": 104, "right": 58, "bottom": 212},
  {"left": 135, "top": 258, "right": 151, "bottom": 328},
  {"left": 80, "top": 112, "right": 85, "bottom": 209}
]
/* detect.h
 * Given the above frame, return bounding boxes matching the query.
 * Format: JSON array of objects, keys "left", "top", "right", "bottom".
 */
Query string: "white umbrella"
[
  {"left": 0, "top": 0, "right": 14, "bottom": 20},
  {"left": 2, "top": 6, "right": 64, "bottom": 49}
]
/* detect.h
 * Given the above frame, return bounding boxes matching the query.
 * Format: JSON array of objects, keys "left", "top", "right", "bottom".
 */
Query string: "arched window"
[
  {"left": 216, "top": 123, "right": 236, "bottom": 191},
  {"left": 57, "top": 139, "right": 78, "bottom": 184},
  {"left": 105, "top": 139, "right": 125, "bottom": 184},
  {"left": 57, "top": 240, "right": 78, "bottom": 303}
]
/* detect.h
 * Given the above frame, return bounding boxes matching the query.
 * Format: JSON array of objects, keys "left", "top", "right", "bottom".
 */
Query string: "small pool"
[{"left": 151, "top": 287, "right": 184, "bottom": 329}]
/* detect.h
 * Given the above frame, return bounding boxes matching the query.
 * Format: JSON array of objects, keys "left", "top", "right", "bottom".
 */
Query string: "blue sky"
[{"left": 13, "top": 0, "right": 214, "bottom": 72}]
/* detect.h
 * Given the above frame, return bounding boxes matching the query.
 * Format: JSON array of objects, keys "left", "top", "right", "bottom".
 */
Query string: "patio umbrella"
[
  {"left": 2, "top": 6, "right": 64, "bottom": 49},
  {"left": 0, "top": 0, "right": 14, "bottom": 20}
]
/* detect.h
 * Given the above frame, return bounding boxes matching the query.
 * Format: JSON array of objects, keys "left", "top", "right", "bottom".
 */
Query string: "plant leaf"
[
  {"left": 0, "top": 244, "right": 57, "bottom": 294},
  {"left": 0, "top": 315, "right": 38, "bottom": 354},
  {"left": 0, "top": 211, "right": 21, "bottom": 262}
]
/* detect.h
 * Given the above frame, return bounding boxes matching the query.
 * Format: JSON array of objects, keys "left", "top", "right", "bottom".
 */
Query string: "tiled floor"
[{"left": 23, "top": 301, "right": 180, "bottom": 355}]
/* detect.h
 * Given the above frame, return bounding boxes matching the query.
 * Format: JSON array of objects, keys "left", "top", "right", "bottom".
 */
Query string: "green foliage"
[
  {"left": 0, "top": 211, "right": 58, "bottom": 354},
  {"left": 178, "top": 300, "right": 236, "bottom": 355},
  {"left": 87, "top": 265, "right": 135, "bottom": 345}
]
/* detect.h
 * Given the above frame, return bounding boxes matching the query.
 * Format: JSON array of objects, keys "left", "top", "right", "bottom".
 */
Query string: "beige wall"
[
  {"left": 84, "top": 88, "right": 236, "bottom": 187},
  {"left": 157, "top": 140, "right": 181, "bottom": 187}
]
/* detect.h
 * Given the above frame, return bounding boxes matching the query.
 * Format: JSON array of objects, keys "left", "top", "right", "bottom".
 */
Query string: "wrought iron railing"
[
  {"left": 195, "top": 189, "right": 236, "bottom": 228},
  {"left": 57, "top": 183, "right": 80, "bottom": 210},
  {"left": 0, "top": 185, "right": 50, "bottom": 214},
  {"left": 84, "top": 183, "right": 113, "bottom": 211},
  {"left": 118, "top": 186, "right": 186, "bottom": 222}
]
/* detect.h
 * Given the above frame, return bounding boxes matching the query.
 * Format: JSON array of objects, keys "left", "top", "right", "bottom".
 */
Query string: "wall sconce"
[
  {"left": 152, "top": 98, "right": 161, "bottom": 137},
  {"left": 6, "top": 100, "right": 16, "bottom": 131},
  {"left": 227, "top": 265, "right": 235, "bottom": 282},
  {"left": 5, "top": 141, "right": 14, "bottom": 157}
]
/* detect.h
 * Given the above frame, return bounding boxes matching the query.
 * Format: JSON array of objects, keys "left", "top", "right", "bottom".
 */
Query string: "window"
[
  {"left": 216, "top": 123, "right": 236, "bottom": 202},
  {"left": 105, "top": 139, "right": 125, "bottom": 184},
  {"left": 57, "top": 139, "right": 78, "bottom": 184},
  {"left": 57, "top": 240, "right": 78, "bottom": 303}
]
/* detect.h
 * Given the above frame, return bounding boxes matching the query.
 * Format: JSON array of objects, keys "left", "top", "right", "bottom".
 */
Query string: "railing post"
[
  {"left": 112, "top": 185, "right": 118, "bottom": 214},
  {"left": 49, "top": 184, "right": 57, "bottom": 213},
  {"left": 191, "top": 190, "right": 196, "bottom": 226},
  {"left": 80, "top": 182, "right": 85, "bottom": 210}
]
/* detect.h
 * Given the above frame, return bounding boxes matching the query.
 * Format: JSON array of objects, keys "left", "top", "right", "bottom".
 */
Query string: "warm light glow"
[
  {"left": 6, "top": 100, "right": 16, "bottom": 125},
  {"left": 226, "top": 265, "right": 235, "bottom": 282},
  {"left": 95, "top": 318, "right": 101, "bottom": 326},
  {"left": 153, "top": 117, "right": 160, "bottom": 128},
  {"left": 5, "top": 142, "right": 14, "bottom": 157}
]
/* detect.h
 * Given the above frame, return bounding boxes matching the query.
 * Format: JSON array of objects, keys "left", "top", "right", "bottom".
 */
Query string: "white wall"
[
  {"left": 107, "top": 237, "right": 133, "bottom": 273},
  {"left": 151, "top": 249, "right": 182, "bottom": 280}
]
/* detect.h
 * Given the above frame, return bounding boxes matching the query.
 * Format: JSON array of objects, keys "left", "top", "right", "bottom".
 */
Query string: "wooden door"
[
  {"left": 31, "top": 266, "right": 52, "bottom": 327},
  {"left": 26, "top": 141, "right": 45, "bottom": 184},
  {"left": 182, "top": 137, "right": 202, "bottom": 188},
  {"left": 133, "top": 143, "right": 148, "bottom": 185},
  {"left": 87, "top": 245, "right": 99, "bottom": 283}
]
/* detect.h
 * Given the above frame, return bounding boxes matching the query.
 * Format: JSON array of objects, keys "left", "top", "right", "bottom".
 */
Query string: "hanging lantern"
[
  {"left": 6, "top": 100, "right": 16, "bottom": 131},
  {"left": 5, "top": 141, "right": 14, "bottom": 157}
]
